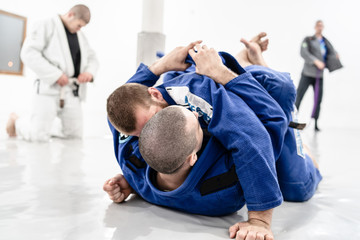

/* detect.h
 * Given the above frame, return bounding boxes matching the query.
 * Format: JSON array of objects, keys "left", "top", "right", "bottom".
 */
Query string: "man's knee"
[
  {"left": 62, "top": 122, "right": 83, "bottom": 139},
  {"left": 279, "top": 169, "right": 322, "bottom": 202},
  {"left": 29, "top": 128, "right": 51, "bottom": 142}
]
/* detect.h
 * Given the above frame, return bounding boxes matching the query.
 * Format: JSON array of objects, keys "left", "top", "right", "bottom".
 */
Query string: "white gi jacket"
[{"left": 21, "top": 15, "right": 98, "bottom": 101}]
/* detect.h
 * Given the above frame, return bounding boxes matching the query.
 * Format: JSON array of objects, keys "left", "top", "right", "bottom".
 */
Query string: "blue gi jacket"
[
  {"left": 109, "top": 123, "right": 245, "bottom": 216},
  {"left": 109, "top": 52, "right": 289, "bottom": 215}
]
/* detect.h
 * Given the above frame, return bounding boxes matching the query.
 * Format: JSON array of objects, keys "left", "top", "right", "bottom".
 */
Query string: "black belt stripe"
[
  {"left": 289, "top": 121, "right": 306, "bottom": 130},
  {"left": 200, "top": 165, "right": 238, "bottom": 196}
]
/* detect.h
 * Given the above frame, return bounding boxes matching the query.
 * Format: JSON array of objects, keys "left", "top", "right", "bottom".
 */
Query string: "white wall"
[{"left": 1, "top": 0, "right": 359, "bottom": 139}]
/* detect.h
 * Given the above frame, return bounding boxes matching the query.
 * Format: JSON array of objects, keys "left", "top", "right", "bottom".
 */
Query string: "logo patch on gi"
[
  {"left": 165, "top": 86, "right": 213, "bottom": 124},
  {"left": 291, "top": 110, "right": 305, "bottom": 158},
  {"left": 119, "top": 133, "right": 132, "bottom": 144}
]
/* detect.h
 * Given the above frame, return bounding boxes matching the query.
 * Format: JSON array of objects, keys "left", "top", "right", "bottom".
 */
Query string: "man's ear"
[
  {"left": 188, "top": 152, "right": 198, "bottom": 167},
  {"left": 148, "top": 87, "right": 165, "bottom": 103},
  {"left": 67, "top": 11, "right": 75, "bottom": 18}
]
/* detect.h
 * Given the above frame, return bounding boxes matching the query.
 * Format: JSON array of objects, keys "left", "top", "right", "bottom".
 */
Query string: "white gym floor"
[
  {"left": 1, "top": 1, "right": 360, "bottom": 239},
  {"left": 1, "top": 124, "right": 360, "bottom": 239}
]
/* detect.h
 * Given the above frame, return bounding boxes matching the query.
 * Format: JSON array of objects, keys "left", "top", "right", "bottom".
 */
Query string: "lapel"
[
  {"left": 77, "top": 32, "right": 86, "bottom": 72},
  {"left": 309, "top": 35, "right": 321, "bottom": 56},
  {"left": 53, "top": 15, "right": 74, "bottom": 77}
]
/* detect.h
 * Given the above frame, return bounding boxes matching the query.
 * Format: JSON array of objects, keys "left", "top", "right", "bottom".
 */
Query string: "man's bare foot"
[
  {"left": 235, "top": 32, "right": 269, "bottom": 67},
  {"left": 6, "top": 113, "right": 19, "bottom": 137},
  {"left": 241, "top": 32, "right": 269, "bottom": 67},
  {"left": 249, "top": 32, "right": 269, "bottom": 52},
  {"left": 235, "top": 49, "right": 252, "bottom": 68}
]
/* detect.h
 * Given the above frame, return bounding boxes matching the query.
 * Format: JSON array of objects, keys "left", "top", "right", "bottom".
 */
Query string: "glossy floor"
[{"left": 1, "top": 127, "right": 360, "bottom": 240}]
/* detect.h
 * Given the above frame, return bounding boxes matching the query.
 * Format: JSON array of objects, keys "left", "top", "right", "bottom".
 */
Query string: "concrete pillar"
[{"left": 136, "top": 0, "right": 166, "bottom": 67}]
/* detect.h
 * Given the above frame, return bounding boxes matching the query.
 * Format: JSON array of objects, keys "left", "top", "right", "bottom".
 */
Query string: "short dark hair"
[
  {"left": 139, "top": 106, "right": 197, "bottom": 174},
  {"left": 70, "top": 4, "right": 91, "bottom": 24},
  {"left": 107, "top": 83, "right": 152, "bottom": 133}
]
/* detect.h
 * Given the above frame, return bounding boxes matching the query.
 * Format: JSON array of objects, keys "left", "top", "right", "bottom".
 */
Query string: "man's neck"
[
  {"left": 315, "top": 33, "right": 323, "bottom": 39},
  {"left": 60, "top": 15, "right": 70, "bottom": 31},
  {"left": 156, "top": 168, "right": 189, "bottom": 191}
]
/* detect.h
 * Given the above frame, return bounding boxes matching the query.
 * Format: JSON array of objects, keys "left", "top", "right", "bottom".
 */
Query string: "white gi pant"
[{"left": 15, "top": 89, "right": 83, "bottom": 142}]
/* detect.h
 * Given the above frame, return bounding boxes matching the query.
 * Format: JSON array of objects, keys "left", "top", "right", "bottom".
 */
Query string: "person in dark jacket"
[{"left": 295, "top": 20, "right": 342, "bottom": 131}]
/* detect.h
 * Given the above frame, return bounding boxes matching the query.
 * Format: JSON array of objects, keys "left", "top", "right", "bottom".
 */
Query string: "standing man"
[
  {"left": 295, "top": 20, "right": 342, "bottom": 131},
  {"left": 6, "top": 4, "right": 98, "bottom": 141}
]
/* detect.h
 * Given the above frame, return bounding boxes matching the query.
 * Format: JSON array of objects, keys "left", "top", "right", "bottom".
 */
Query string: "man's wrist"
[
  {"left": 248, "top": 217, "right": 271, "bottom": 228},
  {"left": 248, "top": 209, "right": 273, "bottom": 228},
  {"left": 212, "top": 66, "right": 238, "bottom": 85},
  {"left": 149, "top": 60, "right": 166, "bottom": 76}
]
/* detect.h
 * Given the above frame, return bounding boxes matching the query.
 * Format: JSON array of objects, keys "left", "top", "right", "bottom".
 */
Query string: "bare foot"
[
  {"left": 235, "top": 32, "right": 269, "bottom": 67},
  {"left": 241, "top": 33, "right": 269, "bottom": 67},
  {"left": 249, "top": 32, "right": 269, "bottom": 52},
  {"left": 235, "top": 49, "right": 252, "bottom": 68},
  {"left": 6, "top": 113, "right": 19, "bottom": 137}
]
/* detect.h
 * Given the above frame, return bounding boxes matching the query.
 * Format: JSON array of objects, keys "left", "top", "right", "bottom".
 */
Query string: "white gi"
[{"left": 17, "top": 15, "right": 98, "bottom": 141}]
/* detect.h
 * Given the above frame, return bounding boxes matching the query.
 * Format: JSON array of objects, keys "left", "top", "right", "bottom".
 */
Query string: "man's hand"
[
  {"left": 229, "top": 219, "right": 274, "bottom": 240},
  {"left": 56, "top": 74, "right": 69, "bottom": 86},
  {"left": 78, "top": 72, "right": 93, "bottom": 83},
  {"left": 188, "top": 44, "right": 238, "bottom": 85},
  {"left": 314, "top": 59, "right": 325, "bottom": 70},
  {"left": 229, "top": 209, "right": 274, "bottom": 240},
  {"left": 149, "top": 40, "right": 202, "bottom": 76},
  {"left": 103, "top": 174, "right": 133, "bottom": 203}
]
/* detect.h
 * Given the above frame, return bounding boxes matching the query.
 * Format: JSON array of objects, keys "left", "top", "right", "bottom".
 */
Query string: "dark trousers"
[{"left": 295, "top": 74, "right": 323, "bottom": 120}]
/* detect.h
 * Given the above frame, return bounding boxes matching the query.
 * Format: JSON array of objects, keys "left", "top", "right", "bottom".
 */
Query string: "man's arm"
[
  {"left": 80, "top": 32, "right": 99, "bottom": 80},
  {"left": 189, "top": 45, "right": 287, "bottom": 160},
  {"left": 149, "top": 40, "right": 202, "bottom": 75},
  {"left": 126, "top": 41, "right": 202, "bottom": 87},
  {"left": 206, "top": 82, "right": 281, "bottom": 240},
  {"left": 300, "top": 38, "right": 325, "bottom": 70},
  {"left": 188, "top": 45, "right": 283, "bottom": 239},
  {"left": 77, "top": 32, "right": 99, "bottom": 83},
  {"left": 20, "top": 20, "right": 63, "bottom": 85}
]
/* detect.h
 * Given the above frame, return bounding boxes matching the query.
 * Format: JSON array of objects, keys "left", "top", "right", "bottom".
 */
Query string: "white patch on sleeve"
[
  {"left": 165, "top": 86, "right": 213, "bottom": 124},
  {"left": 292, "top": 110, "right": 305, "bottom": 158},
  {"left": 119, "top": 132, "right": 132, "bottom": 144}
]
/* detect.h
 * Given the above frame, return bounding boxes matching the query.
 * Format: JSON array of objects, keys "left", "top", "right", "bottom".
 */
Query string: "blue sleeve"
[
  {"left": 107, "top": 118, "right": 120, "bottom": 160},
  {"left": 224, "top": 72, "right": 287, "bottom": 161},
  {"left": 208, "top": 85, "right": 283, "bottom": 211},
  {"left": 162, "top": 74, "right": 283, "bottom": 211},
  {"left": 244, "top": 65, "right": 296, "bottom": 122},
  {"left": 126, "top": 63, "right": 160, "bottom": 87}
]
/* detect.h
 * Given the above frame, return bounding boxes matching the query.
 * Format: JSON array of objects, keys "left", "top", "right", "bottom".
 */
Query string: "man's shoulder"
[
  {"left": 31, "top": 15, "right": 58, "bottom": 31},
  {"left": 36, "top": 15, "right": 59, "bottom": 24},
  {"left": 303, "top": 35, "right": 315, "bottom": 42}
]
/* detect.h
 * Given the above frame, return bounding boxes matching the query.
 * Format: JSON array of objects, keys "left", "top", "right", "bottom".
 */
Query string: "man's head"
[
  {"left": 62, "top": 4, "right": 91, "bottom": 33},
  {"left": 107, "top": 83, "right": 168, "bottom": 136},
  {"left": 315, "top": 20, "right": 324, "bottom": 35},
  {"left": 139, "top": 106, "right": 203, "bottom": 174}
]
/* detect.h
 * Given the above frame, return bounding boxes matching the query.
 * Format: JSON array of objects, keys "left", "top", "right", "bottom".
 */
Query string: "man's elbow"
[{"left": 20, "top": 46, "right": 32, "bottom": 65}]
